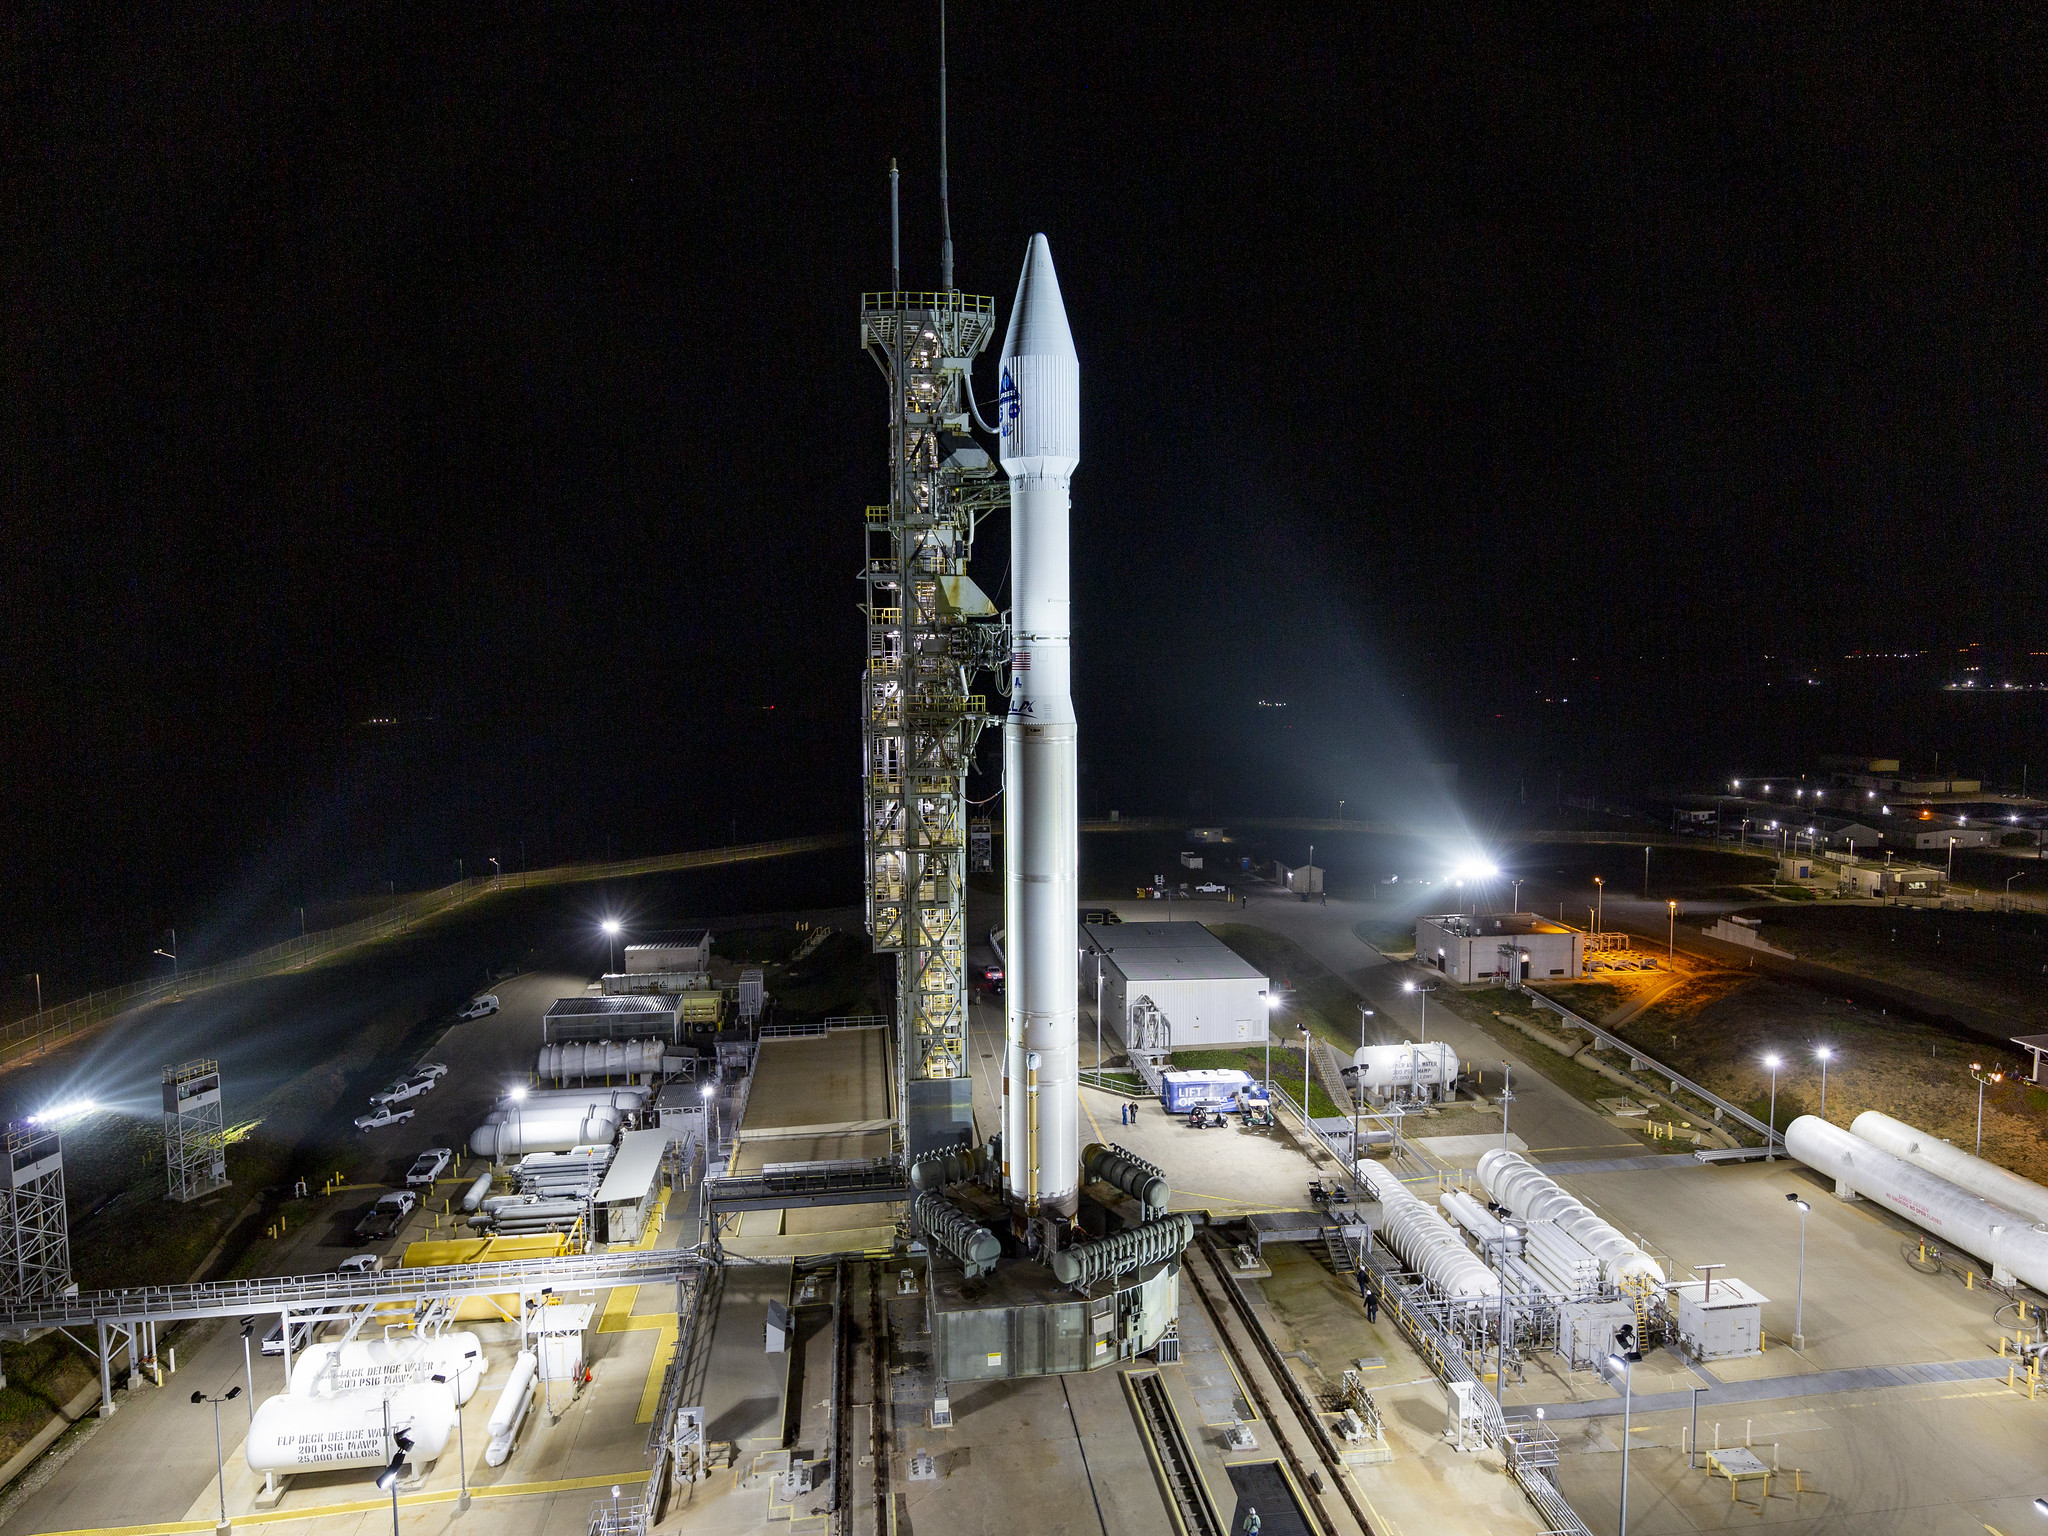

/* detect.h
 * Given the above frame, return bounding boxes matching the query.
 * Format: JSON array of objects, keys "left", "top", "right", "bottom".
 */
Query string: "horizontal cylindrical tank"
[
  {"left": 1051, "top": 1213, "right": 1194, "bottom": 1289},
  {"left": 485, "top": 1350, "right": 538, "bottom": 1467},
  {"left": 911, "top": 1192, "right": 1002, "bottom": 1279},
  {"left": 536, "top": 1039, "right": 667, "bottom": 1082},
  {"left": 1348, "top": 1042, "right": 1459, "bottom": 1093},
  {"left": 908, "top": 1137, "right": 1000, "bottom": 1193},
  {"left": 460, "top": 1171, "right": 494, "bottom": 1213},
  {"left": 1787, "top": 1115, "right": 2048, "bottom": 1292},
  {"left": 1440, "top": 1188, "right": 1514, "bottom": 1250},
  {"left": 246, "top": 1383, "right": 454, "bottom": 1474},
  {"left": 1477, "top": 1149, "right": 1665, "bottom": 1288},
  {"left": 1081, "top": 1143, "right": 1170, "bottom": 1211},
  {"left": 469, "top": 1109, "right": 622, "bottom": 1158},
  {"left": 290, "top": 1333, "right": 484, "bottom": 1403},
  {"left": 496, "top": 1086, "right": 651, "bottom": 1110},
  {"left": 1357, "top": 1164, "right": 1499, "bottom": 1303},
  {"left": 1850, "top": 1111, "right": 2048, "bottom": 1227}
]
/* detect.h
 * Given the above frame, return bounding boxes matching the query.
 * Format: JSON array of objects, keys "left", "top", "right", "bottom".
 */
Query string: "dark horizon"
[{"left": 7, "top": 6, "right": 2044, "bottom": 985}]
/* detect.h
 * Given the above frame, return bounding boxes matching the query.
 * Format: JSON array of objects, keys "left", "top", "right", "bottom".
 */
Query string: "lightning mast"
[{"left": 860, "top": 17, "right": 1007, "bottom": 1157}]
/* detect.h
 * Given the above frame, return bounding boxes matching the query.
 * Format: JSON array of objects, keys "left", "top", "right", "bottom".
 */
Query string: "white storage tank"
[
  {"left": 1786, "top": 1115, "right": 2048, "bottom": 1292},
  {"left": 245, "top": 1382, "right": 454, "bottom": 1475},
  {"left": 535, "top": 1040, "right": 666, "bottom": 1083},
  {"left": 469, "top": 1107, "right": 624, "bottom": 1158},
  {"left": 290, "top": 1333, "right": 484, "bottom": 1403},
  {"left": 485, "top": 1350, "right": 539, "bottom": 1466},
  {"left": 1477, "top": 1149, "right": 1664, "bottom": 1288},
  {"left": 1357, "top": 1165, "right": 1499, "bottom": 1304},
  {"left": 1849, "top": 1111, "right": 2048, "bottom": 1227},
  {"left": 1349, "top": 1042, "right": 1458, "bottom": 1098}
]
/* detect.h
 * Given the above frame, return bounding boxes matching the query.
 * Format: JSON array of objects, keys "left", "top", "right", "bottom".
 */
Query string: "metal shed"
[{"left": 543, "top": 994, "right": 679, "bottom": 1044}]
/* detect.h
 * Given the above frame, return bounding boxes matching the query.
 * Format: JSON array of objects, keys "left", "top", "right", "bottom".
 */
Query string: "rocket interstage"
[{"left": 999, "top": 235, "right": 1081, "bottom": 1215}]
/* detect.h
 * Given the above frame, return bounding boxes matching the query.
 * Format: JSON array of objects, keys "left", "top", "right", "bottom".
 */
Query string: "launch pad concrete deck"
[{"left": 739, "top": 1028, "right": 894, "bottom": 1142}]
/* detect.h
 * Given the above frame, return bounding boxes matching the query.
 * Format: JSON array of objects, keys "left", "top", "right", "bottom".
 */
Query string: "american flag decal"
[{"left": 1013, "top": 650, "right": 1030, "bottom": 672}]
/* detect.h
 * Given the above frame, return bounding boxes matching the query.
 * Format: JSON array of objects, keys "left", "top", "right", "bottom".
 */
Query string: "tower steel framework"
[
  {"left": 0, "top": 1125, "right": 71, "bottom": 1306},
  {"left": 859, "top": 289, "right": 1008, "bottom": 1156},
  {"left": 163, "top": 1060, "right": 229, "bottom": 1202}
]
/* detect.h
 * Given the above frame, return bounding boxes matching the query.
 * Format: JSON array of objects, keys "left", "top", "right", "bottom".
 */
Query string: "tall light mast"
[{"left": 859, "top": 166, "right": 1008, "bottom": 1158}]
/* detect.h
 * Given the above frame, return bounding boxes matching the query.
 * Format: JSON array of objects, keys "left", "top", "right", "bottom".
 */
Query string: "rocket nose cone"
[
  {"left": 1000, "top": 234, "right": 1077, "bottom": 371},
  {"left": 998, "top": 234, "right": 1080, "bottom": 471}
]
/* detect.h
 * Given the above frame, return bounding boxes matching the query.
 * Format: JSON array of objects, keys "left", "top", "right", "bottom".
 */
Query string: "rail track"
[{"left": 1129, "top": 1369, "right": 1226, "bottom": 1536}]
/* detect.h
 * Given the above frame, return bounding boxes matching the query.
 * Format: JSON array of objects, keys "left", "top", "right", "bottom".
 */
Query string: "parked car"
[
  {"left": 409, "top": 1061, "right": 450, "bottom": 1084},
  {"left": 458, "top": 995, "right": 500, "bottom": 1021},
  {"left": 369, "top": 1077, "right": 432, "bottom": 1107},
  {"left": 353, "top": 1190, "right": 419, "bottom": 1242},
  {"left": 976, "top": 963, "right": 1004, "bottom": 995},
  {"left": 262, "top": 1317, "right": 318, "bottom": 1357},
  {"left": 354, "top": 1104, "right": 415, "bottom": 1131},
  {"left": 336, "top": 1253, "right": 385, "bottom": 1276},
  {"left": 1196, "top": 883, "right": 1226, "bottom": 894},
  {"left": 405, "top": 1148, "right": 454, "bottom": 1187}
]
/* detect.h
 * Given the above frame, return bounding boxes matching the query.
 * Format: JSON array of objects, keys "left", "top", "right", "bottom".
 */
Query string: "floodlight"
[
  {"left": 1763, "top": 1053, "right": 1782, "bottom": 1069},
  {"left": 602, "top": 918, "right": 621, "bottom": 935},
  {"left": 509, "top": 1086, "right": 528, "bottom": 1102}
]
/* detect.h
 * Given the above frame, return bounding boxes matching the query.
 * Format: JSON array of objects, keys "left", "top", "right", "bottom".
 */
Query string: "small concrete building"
[
  {"left": 1081, "top": 922, "right": 1270, "bottom": 1051},
  {"left": 1415, "top": 913, "right": 1584, "bottom": 984}
]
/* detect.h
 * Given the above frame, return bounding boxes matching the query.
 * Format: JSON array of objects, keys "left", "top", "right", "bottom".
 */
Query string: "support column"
[{"left": 96, "top": 1321, "right": 115, "bottom": 1418}]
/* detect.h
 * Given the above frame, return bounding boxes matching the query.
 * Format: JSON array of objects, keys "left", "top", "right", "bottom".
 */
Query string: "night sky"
[{"left": 6, "top": 6, "right": 2045, "bottom": 971}]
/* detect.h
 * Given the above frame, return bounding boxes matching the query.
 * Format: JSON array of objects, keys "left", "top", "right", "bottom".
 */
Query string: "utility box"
[
  {"left": 1556, "top": 1299, "right": 1640, "bottom": 1371},
  {"left": 1287, "top": 864, "right": 1324, "bottom": 897},
  {"left": 1670, "top": 1278, "right": 1766, "bottom": 1361}
]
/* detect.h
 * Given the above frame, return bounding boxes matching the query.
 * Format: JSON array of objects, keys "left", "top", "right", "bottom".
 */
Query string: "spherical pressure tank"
[
  {"left": 290, "top": 1333, "right": 484, "bottom": 1404},
  {"left": 1349, "top": 1042, "right": 1459, "bottom": 1093},
  {"left": 1357, "top": 1164, "right": 1499, "bottom": 1303},
  {"left": 246, "top": 1382, "right": 455, "bottom": 1475},
  {"left": 1787, "top": 1115, "right": 2048, "bottom": 1293},
  {"left": 1476, "top": 1149, "right": 1664, "bottom": 1288},
  {"left": 1850, "top": 1111, "right": 2048, "bottom": 1227}
]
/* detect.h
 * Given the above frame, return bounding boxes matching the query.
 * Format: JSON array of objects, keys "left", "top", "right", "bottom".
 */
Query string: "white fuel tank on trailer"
[{"left": 245, "top": 1382, "right": 455, "bottom": 1474}]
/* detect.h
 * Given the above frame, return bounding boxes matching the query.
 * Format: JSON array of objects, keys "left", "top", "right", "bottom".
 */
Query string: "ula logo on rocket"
[{"left": 998, "top": 367, "right": 1019, "bottom": 436}]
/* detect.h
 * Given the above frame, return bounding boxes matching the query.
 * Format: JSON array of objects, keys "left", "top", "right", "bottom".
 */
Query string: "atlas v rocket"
[{"left": 998, "top": 236, "right": 1082, "bottom": 1216}]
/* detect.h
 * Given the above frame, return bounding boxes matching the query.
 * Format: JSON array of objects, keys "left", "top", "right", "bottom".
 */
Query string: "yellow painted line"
[
  {"left": 600, "top": 1283, "right": 639, "bottom": 1329},
  {"left": 635, "top": 1320, "right": 680, "bottom": 1422},
  {"left": 1081, "top": 1091, "right": 1106, "bottom": 1145},
  {"left": 38, "top": 1471, "right": 652, "bottom": 1536}
]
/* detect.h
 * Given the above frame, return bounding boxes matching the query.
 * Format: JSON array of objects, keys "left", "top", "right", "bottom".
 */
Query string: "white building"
[
  {"left": 1414, "top": 913, "right": 1584, "bottom": 984},
  {"left": 1081, "top": 922, "right": 1270, "bottom": 1051}
]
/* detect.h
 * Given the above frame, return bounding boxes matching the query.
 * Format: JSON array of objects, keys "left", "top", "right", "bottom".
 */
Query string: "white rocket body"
[{"left": 999, "top": 235, "right": 1081, "bottom": 1214}]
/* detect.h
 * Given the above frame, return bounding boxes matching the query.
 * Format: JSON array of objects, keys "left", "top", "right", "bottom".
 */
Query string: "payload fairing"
[{"left": 998, "top": 235, "right": 1082, "bottom": 1215}]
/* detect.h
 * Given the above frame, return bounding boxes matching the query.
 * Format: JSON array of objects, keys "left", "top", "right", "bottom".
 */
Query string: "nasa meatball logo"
[{"left": 998, "top": 367, "right": 1019, "bottom": 436}]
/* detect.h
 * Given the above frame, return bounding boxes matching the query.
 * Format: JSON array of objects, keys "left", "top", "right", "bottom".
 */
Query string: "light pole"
[
  {"left": 1593, "top": 877, "right": 1603, "bottom": 934},
  {"left": 701, "top": 1080, "right": 719, "bottom": 1158},
  {"left": 1643, "top": 845, "right": 1650, "bottom": 898},
  {"left": 1337, "top": 799, "right": 1346, "bottom": 823},
  {"left": 1948, "top": 836, "right": 1957, "bottom": 882},
  {"left": 1401, "top": 978, "right": 1439, "bottom": 1042},
  {"left": 601, "top": 917, "right": 622, "bottom": 974},
  {"left": 374, "top": 1412, "right": 413, "bottom": 1536},
  {"left": 1971, "top": 1063, "right": 2003, "bottom": 1155},
  {"left": 1666, "top": 900, "right": 1676, "bottom": 958},
  {"left": 1263, "top": 991, "right": 1277, "bottom": 1098},
  {"left": 191, "top": 1384, "right": 243, "bottom": 1533},
  {"left": 1763, "top": 1053, "right": 1782, "bottom": 1151},
  {"left": 238, "top": 1319, "right": 256, "bottom": 1426},
  {"left": 1354, "top": 1006, "right": 1374, "bottom": 1170},
  {"left": 1608, "top": 1324, "right": 1642, "bottom": 1535},
  {"left": 1500, "top": 1060, "right": 1514, "bottom": 1148},
  {"left": 489, "top": 857, "right": 501, "bottom": 884},
  {"left": 1786, "top": 1194, "right": 1810, "bottom": 1348},
  {"left": 155, "top": 929, "right": 179, "bottom": 991},
  {"left": 432, "top": 1354, "right": 478, "bottom": 1513},
  {"left": 1814, "top": 1045, "right": 1833, "bottom": 1121},
  {"left": 1511, "top": 878, "right": 1524, "bottom": 913}
]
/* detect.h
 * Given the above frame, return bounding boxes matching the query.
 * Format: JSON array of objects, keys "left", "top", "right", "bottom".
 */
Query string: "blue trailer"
[{"left": 1160, "top": 1068, "right": 1255, "bottom": 1115}]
